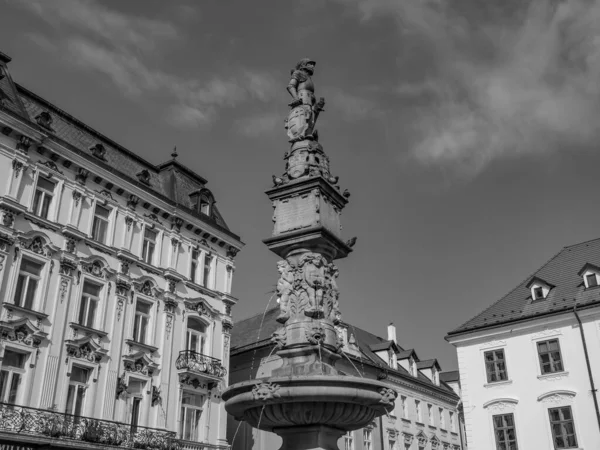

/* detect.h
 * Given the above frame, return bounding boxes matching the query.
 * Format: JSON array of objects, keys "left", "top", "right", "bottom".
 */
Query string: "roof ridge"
[
  {"left": 449, "top": 244, "right": 567, "bottom": 334},
  {"left": 564, "top": 236, "right": 600, "bottom": 249}
]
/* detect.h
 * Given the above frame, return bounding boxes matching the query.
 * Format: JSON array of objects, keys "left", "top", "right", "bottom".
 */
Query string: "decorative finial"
[{"left": 171, "top": 146, "right": 178, "bottom": 160}]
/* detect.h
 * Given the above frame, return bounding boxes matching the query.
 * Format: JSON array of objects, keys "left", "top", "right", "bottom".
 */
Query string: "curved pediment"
[
  {"left": 123, "top": 351, "right": 158, "bottom": 376},
  {"left": 483, "top": 397, "right": 519, "bottom": 409},
  {"left": 132, "top": 277, "right": 162, "bottom": 298},
  {"left": 80, "top": 255, "right": 114, "bottom": 279},
  {"left": 184, "top": 298, "right": 217, "bottom": 318},
  {"left": 17, "top": 232, "right": 57, "bottom": 257},
  {"left": 538, "top": 390, "right": 576, "bottom": 403}
]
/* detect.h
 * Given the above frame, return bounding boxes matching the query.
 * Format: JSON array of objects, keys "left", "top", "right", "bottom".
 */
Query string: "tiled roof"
[
  {"left": 440, "top": 370, "right": 459, "bottom": 383},
  {"left": 447, "top": 237, "right": 600, "bottom": 337},
  {"left": 231, "top": 307, "right": 456, "bottom": 395},
  {"left": 369, "top": 341, "right": 394, "bottom": 352},
  {"left": 416, "top": 359, "right": 439, "bottom": 369},
  {"left": 397, "top": 349, "right": 418, "bottom": 360}
]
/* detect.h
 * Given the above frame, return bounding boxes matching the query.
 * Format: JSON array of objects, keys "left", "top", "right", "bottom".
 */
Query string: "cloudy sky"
[{"left": 2, "top": 0, "right": 600, "bottom": 371}]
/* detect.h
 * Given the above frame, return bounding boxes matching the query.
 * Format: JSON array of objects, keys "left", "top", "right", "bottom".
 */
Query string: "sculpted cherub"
[{"left": 276, "top": 259, "right": 295, "bottom": 324}]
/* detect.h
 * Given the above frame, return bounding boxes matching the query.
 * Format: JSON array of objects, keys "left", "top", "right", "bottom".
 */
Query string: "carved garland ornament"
[{"left": 1, "top": 326, "right": 42, "bottom": 347}]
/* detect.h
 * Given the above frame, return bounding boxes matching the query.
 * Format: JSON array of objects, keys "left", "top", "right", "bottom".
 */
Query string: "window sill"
[
  {"left": 401, "top": 418, "right": 411, "bottom": 423},
  {"left": 537, "top": 371, "right": 569, "bottom": 381},
  {"left": 69, "top": 322, "right": 108, "bottom": 338},
  {"left": 484, "top": 379, "right": 513, "bottom": 388},
  {"left": 4, "top": 303, "right": 49, "bottom": 321},
  {"left": 428, "top": 425, "right": 437, "bottom": 430},
  {"left": 451, "top": 432, "right": 458, "bottom": 436},
  {"left": 23, "top": 213, "right": 61, "bottom": 232},
  {"left": 184, "top": 280, "right": 218, "bottom": 299},
  {"left": 415, "top": 422, "right": 425, "bottom": 427},
  {"left": 135, "top": 259, "right": 162, "bottom": 276},
  {"left": 85, "top": 238, "right": 116, "bottom": 256},
  {"left": 440, "top": 428, "right": 448, "bottom": 433}
]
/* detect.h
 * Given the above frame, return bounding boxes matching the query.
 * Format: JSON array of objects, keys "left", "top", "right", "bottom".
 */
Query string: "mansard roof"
[
  {"left": 0, "top": 51, "right": 241, "bottom": 243},
  {"left": 447, "top": 237, "right": 600, "bottom": 337}
]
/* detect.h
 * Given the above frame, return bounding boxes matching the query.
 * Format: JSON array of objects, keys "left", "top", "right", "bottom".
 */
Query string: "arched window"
[{"left": 186, "top": 318, "right": 207, "bottom": 355}]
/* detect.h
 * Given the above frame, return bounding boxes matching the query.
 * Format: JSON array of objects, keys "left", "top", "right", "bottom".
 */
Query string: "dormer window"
[
  {"left": 200, "top": 197, "right": 210, "bottom": 216},
  {"left": 533, "top": 286, "right": 544, "bottom": 300},
  {"left": 526, "top": 277, "right": 553, "bottom": 301},
  {"left": 578, "top": 264, "right": 600, "bottom": 289},
  {"left": 189, "top": 189, "right": 214, "bottom": 217}
]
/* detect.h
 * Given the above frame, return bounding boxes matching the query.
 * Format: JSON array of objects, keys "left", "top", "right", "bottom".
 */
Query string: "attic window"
[
  {"left": 585, "top": 273, "right": 598, "bottom": 288},
  {"left": 533, "top": 286, "right": 545, "bottom": 300},
  {"left": 199, "top": 197, "right": 210, "bottom": 216}
]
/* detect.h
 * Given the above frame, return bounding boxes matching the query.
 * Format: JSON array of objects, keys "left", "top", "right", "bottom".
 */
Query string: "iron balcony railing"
[
  {"left": 175, "top": 351, "right": 227, "bottom": 379},
  {"left": 0, "top": 402, "right": 210, "bottom": 450}
]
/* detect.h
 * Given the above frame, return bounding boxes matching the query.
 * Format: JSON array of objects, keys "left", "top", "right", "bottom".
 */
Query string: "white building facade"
[
  {"left": 0, "top": 51, "right": 243, "bottom": 450},
  {"left": 446, "top": 238, "right": 600, "bottom": 450}
]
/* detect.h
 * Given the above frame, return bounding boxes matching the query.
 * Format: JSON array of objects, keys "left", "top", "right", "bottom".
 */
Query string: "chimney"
[{"left": 387, "top": 322, "right": 396, "bottom": 343}]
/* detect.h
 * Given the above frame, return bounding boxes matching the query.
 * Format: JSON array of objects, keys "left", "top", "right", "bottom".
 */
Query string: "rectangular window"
[
  {"left": 450, "top": 411, "right": 456, "bottom": 432},
  {"left": 493, "top": 414, "right": 518, "bottom": 450},
  {"left": 388, "top": 432, "right": 397, "bottom": 450},
  {"left": 203, "top": 254, "right": 213, "bottom": 288},
  {"left": 363, "top": 429, "right": 372, "bottom": 450},
  {"left": 415, "top": 400, "right": 422, "bottom": 423},
  {"left": 78, "top": 281, "right": 101, "bottom": 328},
  {"left": 549, "top": 406, "right": 577, "bottom": 449},
  {"left": 14, "top": 258, "right": 43, "bottom": 310},
  {"left": 344, "top": 431, "right": 354, "bottom": 450},
  {"left": 537, "top": 339, "right": 564, "bottom": 374},
  {"left": 533, "top": 286, "right": 544, "bottom": 299},
  {"left": 484, "top": 349, "right": 508, "bottom": 383},
  {"left": 586, "top": 273, "right": 598, "bottom": 287},
  {"left": 32, "top": 176, "right": 56, "bottom": 220},
  {"left": 142, "top": 229, "right": 157, "bottom": 264},
  {"left": 91, "top": 204, "right": 110, "bottom": 244},
  {"left": 0, "top": 350, "right": 26, "bottom": 404},
  {"left": 133, "top": 300, "right": 152, "bottom": 344},
  {"left": 428, "top": 404, "right": 434, "bottom": 425},
  {"left": 190, "top": 249, "right": 199, "bottom": 284},
  {"left": 180, "top": 391, "right": 204, "bottom": 441},
  {"left": 66, "top": 366, "right": 89, "bottom": 416},
  {"left": 439, "top": 408, "right": 445, "bottom": 429},
  {"left": 400, "top": 396, "right": 407, "bottom": 419},
  {"left": 128, "top": 379, "right": 145, "bottom": 431}
]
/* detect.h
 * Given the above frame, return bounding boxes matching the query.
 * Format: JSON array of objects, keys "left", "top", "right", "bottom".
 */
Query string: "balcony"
[
  {"left": 175, "top": 351, "right": 226, "bottom": 385},
  {"left": 0, "top": 402, "right": 211, "bottom": 450}
]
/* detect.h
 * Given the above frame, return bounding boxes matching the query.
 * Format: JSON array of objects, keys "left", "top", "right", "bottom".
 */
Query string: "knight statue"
[{"left": 285, "top": 58, "right": 325, "bottom": 143}]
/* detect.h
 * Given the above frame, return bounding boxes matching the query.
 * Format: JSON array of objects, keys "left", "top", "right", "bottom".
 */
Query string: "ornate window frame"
[
  {"left": 28, "top": 164, "right": 64, "bottom": 223},
  {"left": 537, "top": 390, "right": 580, "bottom": 449},
  {"left": 483, "top": 398, "right": 522, "bottom": 450},
  {"left": 0, "top": 344, "right": 33, "bottom": 405},
  {"left": 70, "top": 257, "right": 112, "bottom": 334},
  {"left": 63, "top": 357, "right": 97, "bottom": 417},
  {"left": 88, "top": 196, "right": 117, "bottom": 246}
]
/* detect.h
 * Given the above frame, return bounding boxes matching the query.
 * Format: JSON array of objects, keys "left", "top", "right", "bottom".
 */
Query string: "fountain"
[{"left": 222, "top": 59, "right": 396, "bottom": 450}]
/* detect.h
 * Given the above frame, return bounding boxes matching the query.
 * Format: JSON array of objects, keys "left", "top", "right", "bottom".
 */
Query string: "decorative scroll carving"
[
  {"left": 227, "top": 247, "right": 239, "bottom": 259},
  {"left": 116, "top": 373, "right": 128, "bottom": 399},
  {"left": 81, "top": 260, "right": 107, "bottom": 278},
  {"left": 143, "top": 214, "right": 162, "bottom": 226},
  {"left": 531, "top": 329, "right": 562, "bottom": 340},
  {"left": 134, "top": 280, "right": 157, "bottom": 297},
  {"left": 65, "top": 238, "right": 77, "bottom": 254},
  {"left": 480, "top": 339, "right": 506, "bottom": 350},
  {"left": 163, "top": 298, "right": 177, "bottom": 313},
  {"left": 116, "top": 298, "right": 125, "bottom": 321},
  {"left": 35, "top": 112, "right": 53, "bottom": 130},
  {"left": 275, "top": 254, "right": 340, "bottom": 325},
  {"left": 136, "top": 169, "right": 151, "bottom": 185},
  {"left": 89, "top": 143, "right": 106, "bottom": 160},
  {"left": 401, "top": 432, "right": 414, "bottom": 445},
  {"left": 184, "top": 300, "right": 209, "bottom": 316},
  {"left": 38, "top": 160, "right": 63, "bottom": 175},
  {"left": 171, "top": 217, "right": 183, "bottom": 232},
  {"left": 124, "top": 357, "right": 155, "bottom": 376},
  {"left": 20, "top": 236, "right": 52, "bottom": 257},
  {"left": 165, "top": 315, "right": 173, "bottom": 337},
  {"left": 1, "top": 325, "right": 42, "bottom": 347},
  {"left": 151, "top": 386, "right": 162, "bottom": 407},
  {"left": 538, "top": 390, "right": 576, "bottom": 404},
  {"left": 66, "top": 342, "right": 103, "bottom": 363},
  {"left": 483, "top": 398, "right": 518, "bottom": 412},
  {"left": 252, "top": 382, "right": 281, "bottom": 401}
]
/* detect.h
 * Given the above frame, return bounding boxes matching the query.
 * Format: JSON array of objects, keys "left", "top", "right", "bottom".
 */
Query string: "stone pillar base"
[{"left": 274, "top": 425, "right": 344, "bottom": 450}]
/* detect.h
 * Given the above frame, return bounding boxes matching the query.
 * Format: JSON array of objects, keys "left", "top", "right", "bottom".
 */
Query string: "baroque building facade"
[
  {"left": 0, "top": 51, "right": 242, "bottom": 450},
  {"left": 228, "top": 308, "right": 464, "bottom": 450},
  {"left": 446, "top": 238, "right": 600, "bottom": 449}
]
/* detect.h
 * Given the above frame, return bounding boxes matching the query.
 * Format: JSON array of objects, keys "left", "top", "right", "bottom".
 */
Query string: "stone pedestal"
[{"left": 275, "top": 426, "right": 344, "bottom": 450}]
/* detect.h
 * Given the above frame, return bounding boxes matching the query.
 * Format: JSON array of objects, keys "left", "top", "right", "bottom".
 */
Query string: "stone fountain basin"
[{"left": 223, "top": 375, "right": 395, "bottom": 432}]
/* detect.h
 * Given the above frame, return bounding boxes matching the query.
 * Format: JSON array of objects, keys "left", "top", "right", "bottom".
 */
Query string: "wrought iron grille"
[
  {"left": 0, "top": 402, "right": 178, "bottom": 449},
  {"left": 175, "top": 351, "right": 227, "bottom": 378}
]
